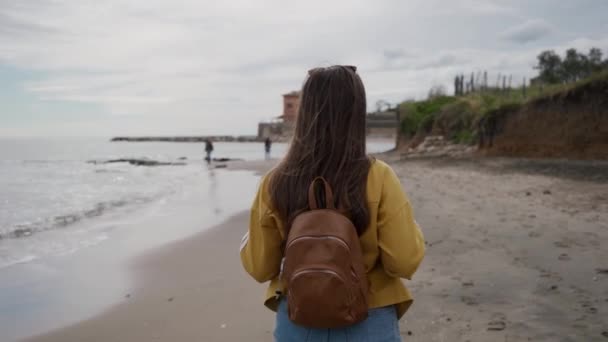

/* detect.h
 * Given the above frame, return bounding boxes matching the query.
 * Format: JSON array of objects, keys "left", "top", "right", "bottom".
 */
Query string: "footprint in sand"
[
  {"left": 487, "top": 313, "right": 507, "bottom": 331},
  {"left": 487, "top": 321, "right": 506, "bottom": 331},
  {"left": 596, "top": 268, "right": 608, "bottom": 275},
  {"left": 554, "top": 241, "right": 570, "bottom": 248},
  {"left": 581, "top": 301, "right": 598, "bottom": 314},
  {"left": 461, "top": 296, "right": 478, "bottom": 306}
]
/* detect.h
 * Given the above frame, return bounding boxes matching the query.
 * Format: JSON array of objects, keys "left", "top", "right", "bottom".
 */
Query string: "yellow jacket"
[{"left": 240, "top": 159, "right": 425, "bottom": 318}]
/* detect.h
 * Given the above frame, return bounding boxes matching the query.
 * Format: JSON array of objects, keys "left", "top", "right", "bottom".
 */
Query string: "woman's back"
[
  {"left": 242, "top": 159, "right": 424, "bottom": 316},
  {"left": 239, "top": 65, "right": 425, "bottom": 341}
]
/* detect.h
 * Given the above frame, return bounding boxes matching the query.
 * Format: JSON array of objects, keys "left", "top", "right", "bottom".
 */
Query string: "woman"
[{"left": 240, "top": 65, "right": 425, "bottom": 341}]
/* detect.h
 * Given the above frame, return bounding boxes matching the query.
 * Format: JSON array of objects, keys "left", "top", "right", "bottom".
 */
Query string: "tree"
[
  {"left": 534, "top": 50, "right": 563, "bottom": 84},
  {"left": 588, "top": 47, "right": 604, "bottom": 72},
  {"left": 454, "top": 75, "right": 461, "bottom": 96},
  {"left": 588, "top": 48, "right": 603, "bottom": 65},
  {"left": 533, "top": 47, "right": 607, "bottom": 85},
  {"left": 561, "top": 48, "right": 585, "bottom": 82},
  {"left": 375, "top": 99, "right": 391, "bottom": 113},
  {"left": 428, "top": 85, "right": 447, "bottom": 99}
]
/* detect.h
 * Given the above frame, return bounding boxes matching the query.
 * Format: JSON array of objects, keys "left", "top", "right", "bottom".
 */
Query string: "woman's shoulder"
[
  {"left": 258, "top": 171, "right": 273, "bottom": 194},
  {"left": 257, "top": 168, "right": 279, "bottom": 208},
  {"left": 366, "top": 158, "right": 397, "bottom": 202},
  {"left": 368, "top": 157, "right": 393, "bottom": 178}
]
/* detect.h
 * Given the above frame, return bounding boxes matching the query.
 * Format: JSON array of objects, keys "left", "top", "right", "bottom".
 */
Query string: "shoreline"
[
  {"left": 21, "top": 156, "right": 608, "bottom": 341},
  {"left": 110, "top": 136, "right": 261, "bottom": 143},
  {"left": 1, "top": 167, "right": 262, "bottom": 342},
  {"left": 24, "top": 212, "right": 274, "bottom": 342}
]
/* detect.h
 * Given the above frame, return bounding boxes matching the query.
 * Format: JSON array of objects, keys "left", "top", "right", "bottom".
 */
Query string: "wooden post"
[
  {"left": 470, "top": 72, "right": 475, "bottom": 92},
  {"left": 394, "top": 105, "right": 400, "bottom": 150},
  {"left": 483, "top": 71, "right": 488, "bottom": 90}
]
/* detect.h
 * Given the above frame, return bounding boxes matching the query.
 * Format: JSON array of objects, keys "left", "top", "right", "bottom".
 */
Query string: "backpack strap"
[{"left": 308, "top": 177, "right": 335, "bottom": 210}]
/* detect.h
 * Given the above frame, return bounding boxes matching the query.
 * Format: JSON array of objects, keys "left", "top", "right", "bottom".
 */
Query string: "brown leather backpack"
[{"left": 281, "top": 177, "right": 369, "bottom": 328}]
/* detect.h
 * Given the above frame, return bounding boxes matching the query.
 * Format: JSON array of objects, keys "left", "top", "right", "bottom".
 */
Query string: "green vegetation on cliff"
[{"left": 397, "top": 46, "right": 608, "bottom": 149}]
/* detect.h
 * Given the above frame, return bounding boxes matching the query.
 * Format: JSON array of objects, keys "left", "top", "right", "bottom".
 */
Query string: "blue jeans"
[{"left": 275, "top": 299, "right": 402, "bottom": 342}]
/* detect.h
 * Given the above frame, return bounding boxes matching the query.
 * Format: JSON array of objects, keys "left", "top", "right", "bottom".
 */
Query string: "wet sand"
[
  {"left": 23, "top": 212, "right": 274, "bottom": 342},
  {"left": 25, "top": 156, "right": 608, "bottom": 342}
]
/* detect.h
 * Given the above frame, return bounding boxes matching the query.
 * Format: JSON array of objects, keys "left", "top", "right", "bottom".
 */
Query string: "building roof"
[{"left": 282, "top": 90, "right": 301, "bottom": 97}]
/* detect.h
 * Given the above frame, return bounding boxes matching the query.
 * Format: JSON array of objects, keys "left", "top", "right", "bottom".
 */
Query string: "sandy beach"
[{"left": 24, "top": 155, "right": 608, "bottom": 342}]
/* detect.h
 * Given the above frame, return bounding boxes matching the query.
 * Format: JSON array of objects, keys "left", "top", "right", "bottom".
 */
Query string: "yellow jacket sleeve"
[
  {"left": 377, "top": 165, "right": 425, "bottom": 279},
  {"left": 240, "top": 176, "right": 283, "bottom": 283}
]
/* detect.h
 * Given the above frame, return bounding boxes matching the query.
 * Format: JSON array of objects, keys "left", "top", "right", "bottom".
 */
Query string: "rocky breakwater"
[
  {"left": 402, "top": 135, "right": 475, "bottom": 159},
  {"left": 87, "top": 157, "right": 244, "bottom": 167},
  {"left": 88, "top": 158, "right": 187, "bottom": 166},
  {"left": 111, "top": 136, "right": 260, "bottom": 143}
]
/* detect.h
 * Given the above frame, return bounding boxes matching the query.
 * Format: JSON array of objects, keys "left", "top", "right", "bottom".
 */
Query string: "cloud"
[
  {"left": 383, "top": 49, "right": 418, "bottom": 61},
  {"left": 457, "top": 0, "right": 517, "bottom": 15},
  {"left": 500, "top": 19, "right": 555, "bottom": 43},
  {"left": 422, "top": 53, "right": 472, "bottom": 69},
  {"left": 0, "top": 1, "right": 607, "bottom": 136}
]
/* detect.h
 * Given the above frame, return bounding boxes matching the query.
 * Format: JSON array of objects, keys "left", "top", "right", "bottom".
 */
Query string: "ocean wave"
[
  {"left": 21, "top": 160, "right": 77, "bottom": 164},
  {"left": 0, "top": 255, "right": 38, "bottom": 269},
  {"left": 94, "top": 169, "right": 126, "bottom": 174},
  {"left": 0, "top": 197, "right": 153, "bottom": 241}
]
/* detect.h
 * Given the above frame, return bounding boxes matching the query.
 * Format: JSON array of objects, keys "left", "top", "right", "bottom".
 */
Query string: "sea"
[
  {"left": 0, "top": 138, "right": 394, "bottom": 269},
  {"left": 0, "top": 137, "right": 394, "bottom": 340}
]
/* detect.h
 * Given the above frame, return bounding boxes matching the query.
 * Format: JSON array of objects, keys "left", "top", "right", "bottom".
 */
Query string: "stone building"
[
  {"left": 258, "top": 90, "right": 399, "bottom": 142},
  {"left": 279, "top": 91, "right": 301, "bottom": 124},
  {"left": 258, "top": 90, "right": 300, "bottom": 140}
]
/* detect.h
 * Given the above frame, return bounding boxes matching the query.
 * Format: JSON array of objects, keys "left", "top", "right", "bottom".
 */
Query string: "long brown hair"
[{"left": 268, "top": 65, "right": 372, "bottom": 235}]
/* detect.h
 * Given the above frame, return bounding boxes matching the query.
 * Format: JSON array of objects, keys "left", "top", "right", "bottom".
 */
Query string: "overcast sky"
[{"left": 1, "top": 0, "right": 607, "bottom": 137}]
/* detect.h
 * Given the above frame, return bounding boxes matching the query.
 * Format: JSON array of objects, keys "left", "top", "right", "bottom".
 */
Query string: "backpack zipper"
[
  {"left": 290, "top": 268, "right": 346, "bottom": 282},
  {"left": 289, "top": 269, "right": 355, "bottom": 304},
  {"left": 286, "top": 235, "right": 350, "bottom": 251},
  {"left": 285, "top": 236, "right": 360, "bottom": 283}
]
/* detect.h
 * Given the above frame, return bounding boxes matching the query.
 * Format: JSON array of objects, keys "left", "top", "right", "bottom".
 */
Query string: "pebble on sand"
[{"left": 487, "top": 320, "right": 506, "bottom": 331}]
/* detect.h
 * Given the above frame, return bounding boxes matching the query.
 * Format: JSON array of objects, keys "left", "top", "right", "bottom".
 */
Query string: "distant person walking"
[
  {"left": 264, "top": 137, "right": 272, "bottom": 160},
  {"left": 204, "top": 139, "right": 214, "bottom": 164},
  {"left": 240, "top": 65, "right": 425, "bottom": 341}
]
